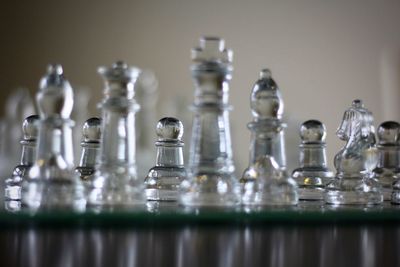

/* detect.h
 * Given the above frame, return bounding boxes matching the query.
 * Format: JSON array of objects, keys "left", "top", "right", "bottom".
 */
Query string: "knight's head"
[{"left": 336, "top": 99, "right": 374, "bottom": 141}]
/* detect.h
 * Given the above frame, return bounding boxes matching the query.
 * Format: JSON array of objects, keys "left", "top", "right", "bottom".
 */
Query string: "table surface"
[
  {"left": 1, "top": 201, "right": 400, "bottom": 267},
  {"left": 1, "top": 200, "right": 400, "bottom": 226}
]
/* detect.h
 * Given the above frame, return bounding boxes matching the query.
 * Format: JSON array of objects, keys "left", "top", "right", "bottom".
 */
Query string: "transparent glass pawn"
[
  {"left": 241, "top": 69, "right": 287, "bottom": 191},
  {"left": 242, "top": 155, "right": 298, "bottom": 206},
  {"left": 324, "top": 99, "right": 383, "bottom": 205},
  {"left": 292, "top": 120, "right": 334, "bottom": 200},
  {"left": 4, "top": 115, "right": 39, "bottom": 206},
  {"left": 370, "top": 121, "right": 400, "bottom": 201},
  {"left": 179, "top": 37, "right": 240, "bottom": 207},
  {"left": 21, "top": 65, "right": 86, "bottom": 211},
  {"left": 75, "top": 117, "right": 102, "bottom": 184},
  {"left": 144, "top": 117, "right": 186, "bottom": 201},
  {"left": 0, "top": 88, "right": 35, "bottom": 179},
  {"left": 87, "top": 61, "right": 146, "bottom": 207}
]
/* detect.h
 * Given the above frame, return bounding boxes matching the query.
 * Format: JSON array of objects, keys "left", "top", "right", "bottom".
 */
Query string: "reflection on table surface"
[
  {"left": 1, "top": 201, "right": 400, "bottom": 267},
  {"left": 1, "top": 225, "right": 399, "bottom": 267}
]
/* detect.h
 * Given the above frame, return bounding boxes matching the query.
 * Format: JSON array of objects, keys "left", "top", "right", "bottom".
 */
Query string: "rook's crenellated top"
[{"left": 191, "top": 37, "right": 233, "bottom": 64}]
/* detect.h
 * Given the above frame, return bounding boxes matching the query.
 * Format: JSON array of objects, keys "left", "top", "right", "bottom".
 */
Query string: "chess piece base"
[
  {"left": 374, "top": 168, "right": 400, "bottom": 201},
  {"left": 292, "top": 168, "right": 334, "bottom": 200},
  {"left": 324, "top": 177, "right": 383, "bottom": 205},
  {"left": 391, "top": 180, "right": 400, "bottom": 204},
  {"left": 22, "top": 178, "right": 86, "bottom": 211},
  {"left": 297, "top": 187, "right": 324, "bottom": 201},
  {"left": 4, "top": 200, "right": 21, "bottom": 212},
  {"left": 382, "top": 187, "right": 393, "bottom": 201},
  {"left": 5, "top": 165, "right": 30, "bottom": 201},
  {"left": 179, "top": 173, "right": 240, "bottom": 207},
  {"left": 145, "top": 166, "right": 186, "bottom": 201},
  {"left": 88, "top": 172, "right": 146, "bottom": 206},
  {"left": 391, "top": 191, "right": 400, "bottom": 204},
  {"left": 373, "top": 168, "right": 400, "bottom": 201},
  {"left": 242, "top": 178, "right": 298, "bottom": 206},
  {"left": 5, "top": 177, "right": 22, "bottom": 201}
]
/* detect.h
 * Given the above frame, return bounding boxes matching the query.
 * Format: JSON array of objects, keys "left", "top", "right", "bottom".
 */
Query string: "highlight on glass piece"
[
  {"left": 324, "top": 99, "right": 383, "bottom": 205},
  {"left": 144, "top": 117, "right": 186, "bottom": 201},
  {"left": 292, "top": 120, "right": 334, "bottom": 200},
  {"left": 87, "top": 61, "right": 146, "bottom": 207},
  {"left": 179, "top": 37, "right": 240, "bottom": 207},
  {"left": 21, "top": 64, "right": 86, "bottom": 211}
]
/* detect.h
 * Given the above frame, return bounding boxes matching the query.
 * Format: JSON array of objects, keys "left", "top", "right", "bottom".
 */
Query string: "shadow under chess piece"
[
  {"left": 21, "top": 65, "right": 86, "bottom": 211},
  {"left": 87, "top": 61, "right": 146, "bottom": 207},
  {"left": 5, "top": 115, "right": 39, "bottom": 210},
  {"left": 242, "top": 156, "right": 298, "bottom": 206},
  {"left": 144, "top": 117, "right": 186, "bottom": 201},
  {"left": 324, "top": 99, "right": 383, "bottom": 205},
  {"left": 179, "top": 37, "right": 240, "bottom": 207},
  {"left": 292, "top": 120, "right": 334, "bottom": 200},
  {"left": 372, "top": 121, "right": 400, "bottom": 201},
  {"left": 76, "top": 117, "right": 102, "bottom": 183}
]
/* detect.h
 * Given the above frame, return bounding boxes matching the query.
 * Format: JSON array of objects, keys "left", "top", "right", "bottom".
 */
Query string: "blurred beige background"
[{"left": 1, "top": 0, "right": 400, "bottom": 175}]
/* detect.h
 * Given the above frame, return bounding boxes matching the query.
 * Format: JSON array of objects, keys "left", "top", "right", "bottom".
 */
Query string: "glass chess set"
[{"left": 2, "top": 36, "right": 400, "bottom": 224}]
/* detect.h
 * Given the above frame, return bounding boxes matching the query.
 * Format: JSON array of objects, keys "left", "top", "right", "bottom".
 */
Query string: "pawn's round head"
[
  {"left": 22, "top": 115, "right": 40, "bottom": 140},
  {"left": 82, "top": 117, "right": 102, "bottom": 142},
  {"left": 250, "top": 69, "right": 283, "bottom": 120},
  {"left": 377, "top": 121, "right": 400, "bottom": 144},
  {"left": 300, "top": 120, "right": 326, "bottom": 143},
  {"left": 156, "top": 117, "right": 184, "bottom": 141}
]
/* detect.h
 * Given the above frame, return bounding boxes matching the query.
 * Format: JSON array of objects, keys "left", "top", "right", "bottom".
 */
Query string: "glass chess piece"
[
  {"left": 75, "top": 117, "right": 102, "bottom": 183},
  {"left": 179, "top": 37, "right": 240, "bottom": 207},
  {"left": 241, "top": 69, "right": 287, "bottom": 182},
  {"left": 21, "top": 65, "right": 86, "bottom": 211},
  {"left": 4, "top": 115, "right": 39, "bottom": 210},
  {"left": 372, "top": 121, "right": 400, "bottom": 201},
  {"left": 292, "top": 120, "right": 334, "bottom": 200},
  {"left": 87, "top": 61, "right": 146, "bottom": 207},
  {"left": 242, "top": 155, "right": 298, "bottom": 206},
  {"left": 0, "top": 88, "right": 35, "bottom": 178},
  {"left": 324, "top": 99, "right": 383, "bottom": 205},
  {"left": 391, "top": 179, "right": 400, "bottom": 204},
  {"left": 144, "top": 117, "right": 186, "bottom": 201}
]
